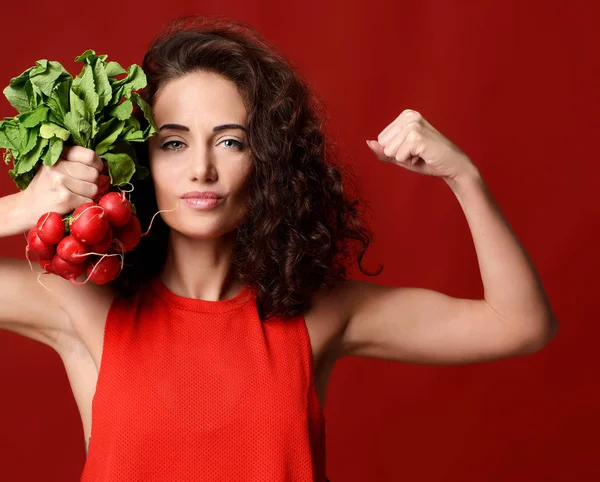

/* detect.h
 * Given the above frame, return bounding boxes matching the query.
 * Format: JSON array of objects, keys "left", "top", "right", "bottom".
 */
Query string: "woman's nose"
[{"left": 188, "top": 147, "right": 217, "bottom": 181}]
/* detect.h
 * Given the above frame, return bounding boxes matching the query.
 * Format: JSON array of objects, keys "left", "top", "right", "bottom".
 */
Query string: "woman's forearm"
[{"left": 445, "top": 170, "right": 557, "bottom": 331}]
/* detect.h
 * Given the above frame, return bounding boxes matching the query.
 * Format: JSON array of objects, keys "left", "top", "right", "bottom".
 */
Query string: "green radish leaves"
[
  {"left": 0, "top": 50, "right": 156, "bottom": 189},
  {"left": 103, "top": 152, "right": 136, "bottom": 186}
]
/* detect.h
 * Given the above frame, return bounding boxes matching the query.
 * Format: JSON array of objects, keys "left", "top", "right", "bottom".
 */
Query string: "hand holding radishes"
[
  {"left": 20, "top": 145, "right": 107, "bottom": 229},
  {"left": 15, "top": 143, "right": 136, "bottom": 284}
]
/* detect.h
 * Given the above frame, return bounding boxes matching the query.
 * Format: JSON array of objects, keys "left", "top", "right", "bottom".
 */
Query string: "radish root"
[
  {"left": 141, "top": 205, "right": 177, "bottom": 238},
  {"left": 69, "top": 252, "right": 124, "bottom": 286},
  {"left": 25, "top": 245, "right": 34, "bottom": 272},
  {"left": 36, "top": 272, "right": 53, "bottom": 293},
  {"left": 72, "top": 205, "right": 105, "bottom": 224},
  {"left": 72, "top": 250, "right": 115, "bottom": 259},
  {"left": 38, "top": 212, "right": 51, "bottom": 231}
]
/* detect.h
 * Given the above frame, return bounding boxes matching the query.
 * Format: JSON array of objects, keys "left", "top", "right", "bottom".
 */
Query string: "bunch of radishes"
[{"left": 26, "top": 191, "right": 141, "bottom": 285}]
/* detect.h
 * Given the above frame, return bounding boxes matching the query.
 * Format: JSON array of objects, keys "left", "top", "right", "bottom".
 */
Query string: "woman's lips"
[{"left": 181, "top": 197, "right": 223, "bottom": 210}]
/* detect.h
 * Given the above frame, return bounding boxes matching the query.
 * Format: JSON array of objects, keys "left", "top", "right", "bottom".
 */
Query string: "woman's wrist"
[{"left": 0, "top": 190, "right": 36, "bottom": 238}]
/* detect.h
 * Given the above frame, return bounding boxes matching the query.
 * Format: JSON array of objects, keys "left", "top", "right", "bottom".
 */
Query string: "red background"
[{"left": 1, "top": 1, "right": 598, "bottom": 481}]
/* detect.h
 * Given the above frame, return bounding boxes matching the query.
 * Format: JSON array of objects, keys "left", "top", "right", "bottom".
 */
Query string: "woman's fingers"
[
  {"left": 61, "top": 145, "right": 105, "bottom": 173},
  {"left": 61, "top": 176, "right": 99, "bottom": 203},
  {"left": 57, "top": 160, "right": 100, "bottom": 183}
]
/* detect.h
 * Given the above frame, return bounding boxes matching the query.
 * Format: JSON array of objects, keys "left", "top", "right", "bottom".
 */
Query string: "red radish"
[
  {"left": 52, "top": 254, "right": 86, "bottom": 281},
  {"left": 57, "top": 235, "right": 90, "bottom": 264},
  {"left": 99, "top": 192, "right": 132, "bottom": 227},
  {"left": 113, "top": 215, "right": 141, "bottom": 252},
  {"left": 90, "top": 226, "right": 113, "bottom": 254},
  {"left": 86, "top": 255, "right": 122, "bottom": 285},
  {"left": 70, "top": 203, "right": 109, "bottom": 245},
  {"left": 72, "top": 202, "right": 97, "bottom": 217},
  {"left": 69, "top": 201, "right": 98, "bottom": 235},
  {"left": 36, "top": 212, "right": 65, "bottom": 245},
  {"left": 38, "top": 259, "right": 54, "bottom": 274},
  {"left": 27, "top": 228, "right": 56, "bottom": 260}
]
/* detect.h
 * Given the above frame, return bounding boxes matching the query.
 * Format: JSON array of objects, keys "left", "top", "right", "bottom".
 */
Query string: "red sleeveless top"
[{"left": 80, "top": 276, "right": 328, "bottom": 481}]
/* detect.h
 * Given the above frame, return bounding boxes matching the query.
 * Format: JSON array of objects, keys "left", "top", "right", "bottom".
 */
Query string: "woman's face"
[{"left": 147, "top": 71, "right": 252, "bottom": 239}]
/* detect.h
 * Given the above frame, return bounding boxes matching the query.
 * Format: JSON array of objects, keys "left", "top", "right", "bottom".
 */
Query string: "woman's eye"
[
  {"left": 160, "top": 140, "right": 185, "bottom": 151},
  {"left": 220, "top": 139, "right": 245, "bottom": 150}
]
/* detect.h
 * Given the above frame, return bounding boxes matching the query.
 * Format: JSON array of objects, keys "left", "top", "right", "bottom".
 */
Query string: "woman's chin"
[{"left": 170, "top": 223, "right": 235, "bottom": 241}]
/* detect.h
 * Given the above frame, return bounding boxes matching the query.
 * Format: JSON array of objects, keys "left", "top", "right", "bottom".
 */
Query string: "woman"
[{"left": 0, "top": 15, "right": 558, "bottom": 481}]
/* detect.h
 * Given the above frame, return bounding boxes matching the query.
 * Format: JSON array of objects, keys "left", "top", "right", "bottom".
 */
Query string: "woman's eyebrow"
[
  {"left": 158, "top": 124, "right": 190, "bottom": 132},
  {"left": 213, "top": 124, "right": 247, "bottom": 133},
  {"left": 157, "top": 123, "right": 247, "bottom": 133}
]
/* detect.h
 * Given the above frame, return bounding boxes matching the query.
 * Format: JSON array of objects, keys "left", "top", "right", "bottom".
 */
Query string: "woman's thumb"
[{"left": 366, "top": 140, "right": 392, "bottom": 162}]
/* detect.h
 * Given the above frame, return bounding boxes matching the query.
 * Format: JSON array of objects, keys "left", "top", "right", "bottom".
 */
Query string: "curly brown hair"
[{"left": 116, "top": 15, "right": 383, "bottom": 321}]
